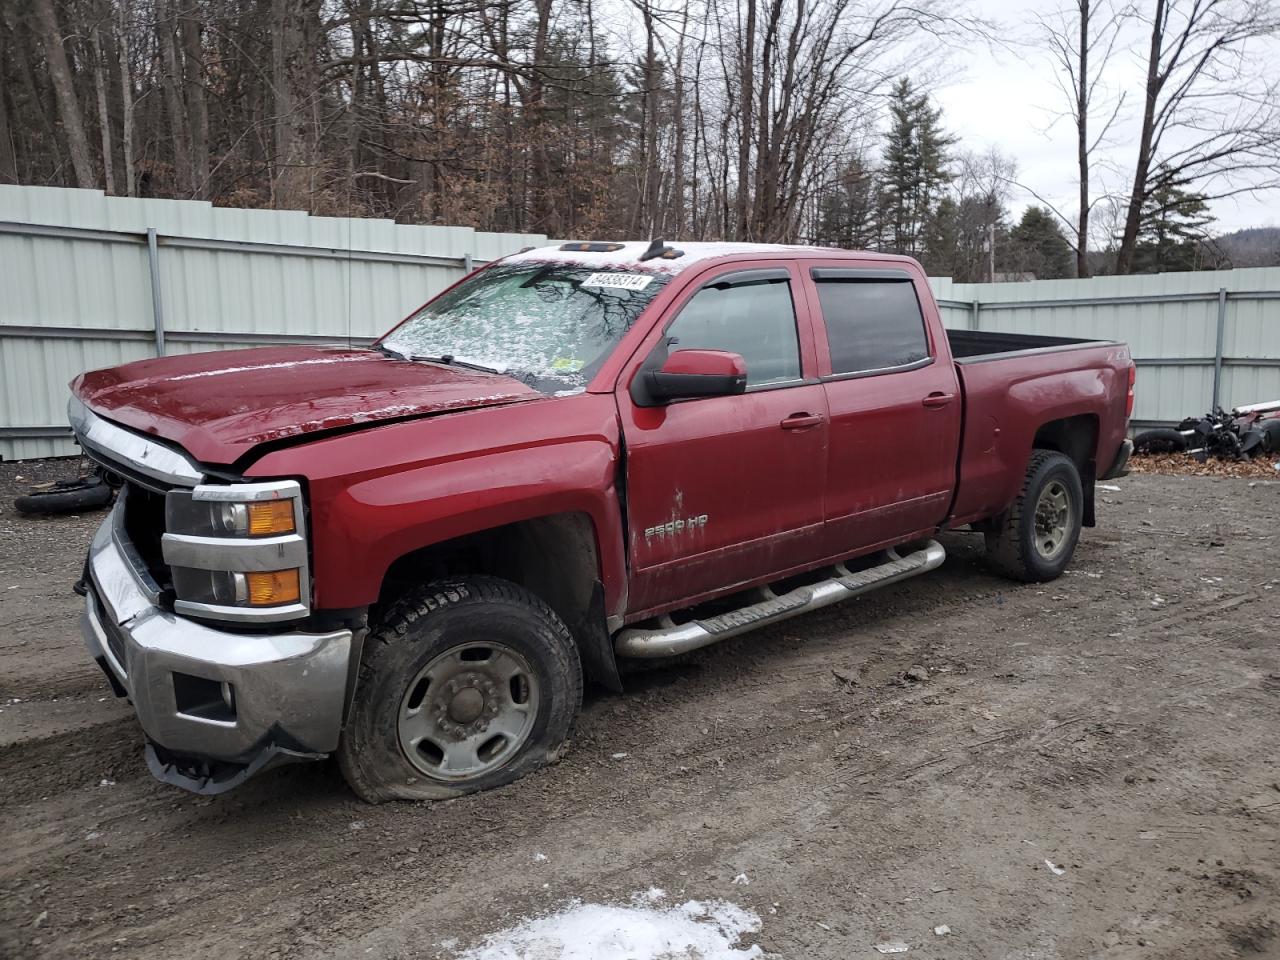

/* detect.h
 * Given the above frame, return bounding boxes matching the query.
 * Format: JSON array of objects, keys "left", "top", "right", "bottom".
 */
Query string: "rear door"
[
  {"left": 617, "top": 261, "right": 828, "bottom": 615},
  {"left": 804, "top": 263, "right": 962, "bottom": 554}
]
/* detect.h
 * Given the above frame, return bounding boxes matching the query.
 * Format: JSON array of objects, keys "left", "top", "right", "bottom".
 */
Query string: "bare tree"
[
  {"left": 31, "top": 0, "right": 97, "bottom": 188},
  {"left": 1035, "top": 0, "right": 1129, "bottom": 276},
  {"left": 117, "top": 1, "right": 135, "bottom": 196},
  {"left": 1115, "top": 0, "right": 1280, "bottom": 273}
]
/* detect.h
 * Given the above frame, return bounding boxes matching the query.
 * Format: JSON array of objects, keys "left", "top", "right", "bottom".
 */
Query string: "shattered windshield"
[{"left": 378, "top": 263, "right": 671, "bottom": 394}]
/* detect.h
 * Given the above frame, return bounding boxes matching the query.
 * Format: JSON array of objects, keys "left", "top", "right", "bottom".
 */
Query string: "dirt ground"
[{"left": 1, "top": 459, "right": 1277, "bottom": 960}]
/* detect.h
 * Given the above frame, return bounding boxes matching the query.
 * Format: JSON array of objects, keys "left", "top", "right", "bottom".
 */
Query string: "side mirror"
[{"left": 638, "top": 349, "right": 748, "bottom": 404}]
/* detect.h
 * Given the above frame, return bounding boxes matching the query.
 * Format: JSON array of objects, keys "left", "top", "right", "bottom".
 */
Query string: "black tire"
[
  {"left": 14, "top": 482, "right": 113, "bottom": 515},
  {"left": 984, "top": 450, "right": 1084, "bottom": 583},
  {"left": 338, "top": 576, "right": 582, "bottom": 803},
  {"left": 1132, "top": 428, "right": 1187, "bottom": 454},
  {"left": 1260, "top": 419, "right": 1280, "bottom": 454}
]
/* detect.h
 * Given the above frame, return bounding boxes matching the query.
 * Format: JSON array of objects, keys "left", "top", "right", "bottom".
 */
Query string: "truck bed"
[
  {"left": 945, "top": 333, "right": 1132, "bottom": 530},
  {"left": 947, "top": 328, "right": 1112, "bottom": 362}
]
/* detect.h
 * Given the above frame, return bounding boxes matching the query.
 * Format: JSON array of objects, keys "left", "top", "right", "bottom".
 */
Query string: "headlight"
[
  {"left": 166, "top": 492, "right": 296, "bottom": 538},
  {"left": 162, "top": 480, "right": 309, "bottom": 623}
]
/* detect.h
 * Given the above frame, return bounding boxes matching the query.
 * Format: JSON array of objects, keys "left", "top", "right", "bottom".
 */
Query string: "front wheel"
[
  {"left": 984, "top": 450, "right": 1084, "bottom": 583},
  {"left": 338, "top": 576, "right": 582, "bottom": 803}
]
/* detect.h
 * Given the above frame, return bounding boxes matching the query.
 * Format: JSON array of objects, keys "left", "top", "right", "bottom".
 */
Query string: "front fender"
[
  {"left": 245, "top": 394, "right": 629, "bottom": 615},
  {"left": 316, "top": 439, "right": 624, "bottom": 609}
]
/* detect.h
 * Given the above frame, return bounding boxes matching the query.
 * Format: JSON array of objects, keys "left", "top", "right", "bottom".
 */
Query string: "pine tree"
[
  {"left": 879, "top": 77, "right": 955, "bottom": 256},
  {"left": 814, "top": 156, "right": 880, "bottom": 249},
  {"left": 1132, "top": 177, "right": 1215, "bottom": 273},
  {"left": 920, "top": 197, "right": 959, "bottom": 276},
  {"left": 1009, "top": 207, "right": 1074, "bottom": 280}
]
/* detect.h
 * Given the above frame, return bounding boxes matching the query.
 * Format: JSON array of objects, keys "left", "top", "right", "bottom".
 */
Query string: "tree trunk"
[
  {"left": 90, "top": 22, "right": 116, "bottom": 194},
  {"left": 524, "top": 0, "right": 553, "bottom": 231},
  {"left": 735, "top": 0, "right": 757, "bottom": 240},
  {"left": 272, "top": 0, "right": 321, "bottom": 211},
  {"left": 639, "top": 1, "right": 660, "bottom": 236},
  {"left": 0, "top": 39, "right": 18, "bottom": 183},
  {"left": 1075, "top": 0, "right": 1090, "bottom": 278},
  {"left": 3, "top": 6, "right": 62, "bottom": 175},
  {"left": 669, "top": 6, "right": 689, "bottom": 239},
  {"left": 1116, "top": 0, "right": 1165, "bottom": 275},
  {"left": 32, "top": 0, "right": 97, "bottom": 188},
  {"left": 117, "top": 2, "right": 135, "bottom": 196},
  {"left": 157, "top": 0, "right": 193, "bottom": 195},
  {"left": 181, "top": 3, "right": 210, "bottom": 197}
]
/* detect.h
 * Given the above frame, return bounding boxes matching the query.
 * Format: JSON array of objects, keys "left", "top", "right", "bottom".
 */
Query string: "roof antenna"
[{"left": 638, "top": 238, "right": 666, "bottom": 262}]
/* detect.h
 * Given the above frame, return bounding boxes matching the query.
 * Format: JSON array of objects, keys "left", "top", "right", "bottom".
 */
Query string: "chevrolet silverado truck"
[{"left": 70, "top": 240, "right": 1135, "bottom": 801}]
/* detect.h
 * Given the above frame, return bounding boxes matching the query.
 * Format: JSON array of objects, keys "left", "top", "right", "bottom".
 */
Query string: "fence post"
[
  {"left": 146, "top": 227, "right": 167, "bottom": 356},
  {"left": 463, "top": 252, "right": 473, "bottom": 276},
  {"left": 970, "top": 300, "right": 980, "bottom": 331},
  {"left": 1211, "top": 287, "right": 1227, "bottom": 411}
]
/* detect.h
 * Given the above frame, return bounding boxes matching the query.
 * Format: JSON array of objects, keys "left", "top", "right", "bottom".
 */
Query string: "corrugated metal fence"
[
  {"left": 1, "top": 185, "right": 1277, "bottom": 459},
  {"left": 0, "top": 186, "right": 545, "bottom": 459}
]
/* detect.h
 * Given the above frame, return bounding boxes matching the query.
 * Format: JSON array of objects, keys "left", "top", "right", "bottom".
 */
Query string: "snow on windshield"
[{"left": 381, "top": 263, "right": 670, "bottom": 395}]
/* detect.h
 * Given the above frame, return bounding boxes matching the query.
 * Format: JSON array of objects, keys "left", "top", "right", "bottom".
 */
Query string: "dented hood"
[{"left": 71, "top": 345, "right": 542, "bottom": 464}]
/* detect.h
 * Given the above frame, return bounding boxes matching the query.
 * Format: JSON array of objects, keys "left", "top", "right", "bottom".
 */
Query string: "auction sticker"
[{"left": 581, "top": 273, "right": 654, "bottom": 290}]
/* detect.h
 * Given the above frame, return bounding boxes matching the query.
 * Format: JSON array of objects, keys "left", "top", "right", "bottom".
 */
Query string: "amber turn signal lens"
[
  {"left": 246, "top": 499, "right": 295, "bottom": 536},
  {"left": 245, "top": 569, "right": 301, "bottom": 606}
]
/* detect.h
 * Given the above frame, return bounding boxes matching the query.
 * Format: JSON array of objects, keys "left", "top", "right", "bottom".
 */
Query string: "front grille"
[{"left": 120, "top": 484, "right": 173, "bottom": 591}]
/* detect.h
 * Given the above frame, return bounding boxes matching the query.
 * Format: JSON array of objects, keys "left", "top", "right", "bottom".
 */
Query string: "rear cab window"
[{"left": 810, "top": 269, "right": 932, "bottom": 377}]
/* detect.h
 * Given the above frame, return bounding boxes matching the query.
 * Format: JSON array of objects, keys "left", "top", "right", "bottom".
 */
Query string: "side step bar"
[{"left": 614, "top": 540, "right": 946, "bottom": 659}]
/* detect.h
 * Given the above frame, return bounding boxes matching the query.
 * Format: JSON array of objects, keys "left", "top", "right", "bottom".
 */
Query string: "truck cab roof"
[{"left": 501, "top": 240, "right": 900, "bottom": 275}]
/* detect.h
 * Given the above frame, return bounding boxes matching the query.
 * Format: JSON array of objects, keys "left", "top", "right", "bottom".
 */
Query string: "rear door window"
[
  {"left": 814, "top": 277, "right": 930, "bottom": 376},
  {"left": 664, "top": 275, "right": 801, "bottom": 387}
]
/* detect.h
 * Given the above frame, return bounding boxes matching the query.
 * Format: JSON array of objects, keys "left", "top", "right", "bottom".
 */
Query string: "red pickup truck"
[{"left": 70, "top": 240, "right": 1134, "bottom": 801}]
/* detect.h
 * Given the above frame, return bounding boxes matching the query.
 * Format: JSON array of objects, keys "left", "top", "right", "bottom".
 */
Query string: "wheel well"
[
  {"left": 1032, "top": 414, "right": 1098, "bottom": 527},
  {"left": 377, "top": 513, "right": 621, "bottom": 690}
]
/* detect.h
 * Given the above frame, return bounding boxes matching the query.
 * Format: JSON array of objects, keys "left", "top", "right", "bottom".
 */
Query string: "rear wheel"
[
  {"left": 984, "top": 450, "right": 1084, "bottom": 583},
  {"left": 338, "top": 576, "right": 582, "bottom": 802}
]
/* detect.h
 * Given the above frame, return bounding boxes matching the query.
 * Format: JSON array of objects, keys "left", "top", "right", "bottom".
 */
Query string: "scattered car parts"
[{"left": 1133, "top": 400, "right": 1280, "bottom": 462}]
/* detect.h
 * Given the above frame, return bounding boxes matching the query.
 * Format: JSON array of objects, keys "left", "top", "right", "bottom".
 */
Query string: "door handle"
[
  {"left": 780, "top": 413, "right": 824, "bottom": 430},
  {"left": 922, "top": 392, "right": 955, "bottom": 409}
]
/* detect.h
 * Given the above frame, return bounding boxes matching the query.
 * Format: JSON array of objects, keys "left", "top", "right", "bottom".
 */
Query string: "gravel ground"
[{"left": 0, "top": 460, "right": 1277, "bottom": 959}]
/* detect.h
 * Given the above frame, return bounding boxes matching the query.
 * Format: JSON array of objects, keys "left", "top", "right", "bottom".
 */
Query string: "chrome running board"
[{"left": 614, "top": 540, "right": 946, "bottom": 659}]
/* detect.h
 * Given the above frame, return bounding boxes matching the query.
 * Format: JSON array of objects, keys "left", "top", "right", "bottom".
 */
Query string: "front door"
[{"left": 618, "top": 263, "right": 828, "bottom": 615}]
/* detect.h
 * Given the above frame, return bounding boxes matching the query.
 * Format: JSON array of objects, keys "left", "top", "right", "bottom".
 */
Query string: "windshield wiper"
[
  {"left": 371, "top": 343, "right": 408, "bottom": 361},
  {"left": 411, "top": 354, "right": 502, "bottom": 375},
  {"left": 372, "top": 344, "right": 501, "bottom": 375}
]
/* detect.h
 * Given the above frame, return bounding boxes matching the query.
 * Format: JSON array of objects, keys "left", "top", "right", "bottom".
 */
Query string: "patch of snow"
[
  {"left": 731, "top": 873, "right": 750, "bottom": 886},
  {"left": 1097, "top": 484, "right": 1122, "bottom": 492},
  {"left": 611, "top": 752, "right": 629, "bottom": 760},
  {"left": 498, "top": 240, "right": 849, "bottom": 275},
  {"left": 874, "top": 942, "right": 910, "bottom": 954},
  {"left": 455, "top": 893, "right": 762, "bottom": 960},
  {"left": 1044, "top": 859, "right": 1066, "bottom": 876},
  {"left": 98, "top": 778, "right": 115, "bottom": 787},
  {"left": 532, "top": 852, "right": 548, "bottom": 863}
]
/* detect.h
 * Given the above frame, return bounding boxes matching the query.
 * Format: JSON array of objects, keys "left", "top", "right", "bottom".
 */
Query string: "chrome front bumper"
[{"left": 81, "top": 503, "right": 353, "bottom": 794}]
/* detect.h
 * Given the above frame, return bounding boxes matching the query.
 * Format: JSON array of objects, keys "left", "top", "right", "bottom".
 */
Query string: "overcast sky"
[{"left": 931, "top": 0, "right": 1279, "bottom": 235}]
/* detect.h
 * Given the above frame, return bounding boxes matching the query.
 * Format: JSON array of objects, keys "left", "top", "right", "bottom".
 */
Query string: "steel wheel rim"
[
  {"left": 1033, "top": 480, "right": 1072, "bottom": 561},
  {"left": 397, "top": 641, "right": 540, "bottom": 782}
]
